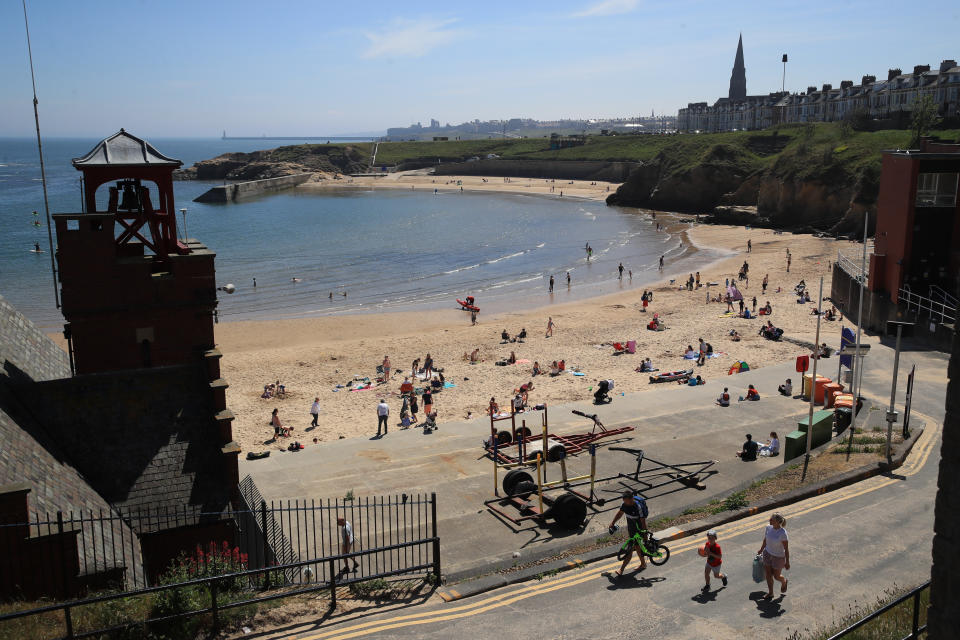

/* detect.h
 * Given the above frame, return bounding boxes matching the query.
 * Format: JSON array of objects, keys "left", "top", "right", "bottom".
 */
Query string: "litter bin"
[{"left": 834, "top": 406, "right": 853, "bottom": 433}]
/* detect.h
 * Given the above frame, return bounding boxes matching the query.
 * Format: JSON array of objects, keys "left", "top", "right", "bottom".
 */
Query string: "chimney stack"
[
  {"left": 840, "top": 80, "right": 853, "bottom": 89},
  {"left": 939, "top": 60, "right": 956, "bottom": 73},
  {"left": 807, "top": 86, "right": 818, "bottom": 95},
  {"left": 822, "top": 84, "right": 832, "bottom": 92},
  {"left": 888, "top": 68, "right": 902, "bottom": 81},
  {"left": 913, "top": 65, "right": 930, "bottom": 76},
  {"left": 862, "top": 75, "right": 876, "bottom": 85}
]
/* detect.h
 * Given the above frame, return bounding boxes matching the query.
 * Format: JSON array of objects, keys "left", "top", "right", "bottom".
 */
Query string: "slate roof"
[{"left": 73, "top": 129, "right": 182, "bottom": 168}]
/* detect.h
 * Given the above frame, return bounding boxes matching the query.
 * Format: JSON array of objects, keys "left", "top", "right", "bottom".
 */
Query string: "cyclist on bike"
[{"left": 609, "top": 491, "right": 649, "bottom": 576}]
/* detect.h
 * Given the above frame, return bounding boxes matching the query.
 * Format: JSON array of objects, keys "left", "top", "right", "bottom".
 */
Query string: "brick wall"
[{"left": 0, "top": 294, "right": 69, "bottom": 383}]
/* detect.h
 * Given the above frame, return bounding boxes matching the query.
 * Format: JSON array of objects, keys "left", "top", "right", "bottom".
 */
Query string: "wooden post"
[
  {"left": 328, "top": 558, "right": 337, "bottom": 609},
  {"left": 536, "top": 454, "right": 544, "bottom": 514}
]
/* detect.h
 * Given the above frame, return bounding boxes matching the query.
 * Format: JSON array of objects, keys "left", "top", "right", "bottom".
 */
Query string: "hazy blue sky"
[{"left": 2, "top": 0, "right": 958, "bottom": 137}]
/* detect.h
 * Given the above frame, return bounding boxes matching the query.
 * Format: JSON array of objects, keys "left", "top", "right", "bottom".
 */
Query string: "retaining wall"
[
  {"left": 432, "top": 159, "right": 640, "bottom": 182},
  {"left": 194, "top": 173, "right": 313, "bottom": 203}
]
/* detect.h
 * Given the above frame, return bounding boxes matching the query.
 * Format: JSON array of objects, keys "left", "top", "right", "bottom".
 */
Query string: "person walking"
[
  {"left": 618, "top": 263, "right": 624, "bottom": 280},
  {"left": 702, "top": 530, "right": 728, "bottom": 590},
  {"left": 747, "top": 238, "right": 752, "bottom": 253},
  {"left": 762, "top": 274, "right": 768, "bottom": 294},
  {"left": 545, "top": 316, "right": 556, "bottom": 338},
  {"left": 470, "top": 309, "right": 477, "bottom": 325},
  {"left": 382, "top": 355, "right": 391, "bottom": 382},
  {"left": 659, "top": 255, "right": 664, "bottom": 271},
  {"left": 310, "top": 396, "right": 320, "bottom": 427},
  {"left": 786, "top": 254, "right": 792, "bottom": 273},
  {"left": 422, "top": 387, "right": 433, "bottom": 417},
  {"left": 409, "top": 393, "right": 419, "bottom": 425},
  {"left": 411, "top": 358, "right": 420, "bottom": 380},
  {"left": 609, "top": 491, "right": 649, "bottom": 576},
  {"left": 376, "top": 398, "right": 389, "bottom": 436},
  {"left": 337, "top": 517, "right": 358, "bottom": 573},
  {"left": 697, "top": 337, "right": 707, "bottom": 366},
  {"left": 757, "top": 513, "right": 790, "bottom": 599}
]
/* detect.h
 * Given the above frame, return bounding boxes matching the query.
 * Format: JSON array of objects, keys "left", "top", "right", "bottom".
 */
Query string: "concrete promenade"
[{"left": 244, "top": 353, "right": 837, "bottom": 577}]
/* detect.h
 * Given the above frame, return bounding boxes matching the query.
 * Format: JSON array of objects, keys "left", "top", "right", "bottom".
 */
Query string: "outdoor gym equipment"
[
  {"left": 608, "top": 447, "right": 717, "bottom": 495},
  {"left": 484, "top": 404, "right": 634, "bottom": 466}
]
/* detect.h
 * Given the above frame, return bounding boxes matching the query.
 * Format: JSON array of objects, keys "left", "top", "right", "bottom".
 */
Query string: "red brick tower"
[
  {"left": 52, "top": 130, "right": 238, "bottom": 486},
  {"left": 54, "top": 129, "right": 216, "bottom": 374}
]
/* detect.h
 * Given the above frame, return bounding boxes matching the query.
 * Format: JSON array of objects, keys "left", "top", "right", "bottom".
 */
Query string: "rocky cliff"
[
  {"left": 174, "top": 144, "right": 369, "bottom": 181},
  {"left": 606, "top": 128, "right": 903, "bottom": 234}
]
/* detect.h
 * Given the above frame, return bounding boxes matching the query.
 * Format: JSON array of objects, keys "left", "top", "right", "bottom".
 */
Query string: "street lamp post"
[
  {"left": 782, "top": 54, "right": 788, "bottom": 93},
  {"left": 801, "top": 276, "right": 824, "bottom": 482}
]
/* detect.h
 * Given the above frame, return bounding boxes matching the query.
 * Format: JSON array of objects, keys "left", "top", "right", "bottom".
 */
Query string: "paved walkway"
[{"left": 245, "top": 356, "right": 847, "bottom": 577}]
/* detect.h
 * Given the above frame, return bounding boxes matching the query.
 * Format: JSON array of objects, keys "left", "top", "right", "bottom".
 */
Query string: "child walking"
[{"left": 702, "top": 530, "right": 728, "bottom": 590}]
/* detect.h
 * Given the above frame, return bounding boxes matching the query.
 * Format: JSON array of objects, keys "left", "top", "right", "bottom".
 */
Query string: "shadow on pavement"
[
  {"left": 749, "top": 590, "right": 786, "bottom": 617},
  {"left": 691, "top": 585, "right": 725, "bottom": 603},
  {"left": 603, "top": 572, "right": 666, "bottom": 590}
]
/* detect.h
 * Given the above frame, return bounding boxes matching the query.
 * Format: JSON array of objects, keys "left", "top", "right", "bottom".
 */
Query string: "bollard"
[{"left": 329, "top": 558, "right": 337, "bottom": 609}]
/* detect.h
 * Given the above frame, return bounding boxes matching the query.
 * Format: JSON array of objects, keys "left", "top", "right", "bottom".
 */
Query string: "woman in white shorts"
[{"left": 757, "top": 512, "right": 789, "bottom": 599}]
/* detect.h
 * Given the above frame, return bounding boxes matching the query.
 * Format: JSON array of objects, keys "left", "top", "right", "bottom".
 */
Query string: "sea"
[{"left": 0, "top": 137, "right": 716, "bottom": 330}]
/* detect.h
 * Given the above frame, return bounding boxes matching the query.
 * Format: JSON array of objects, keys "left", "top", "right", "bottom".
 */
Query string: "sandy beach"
[
  {"left": 214, "top": 207, "right": 843, "bottom": 453},
  {"left": 299, "top": 171, "right": 618, "bottom": 202}
]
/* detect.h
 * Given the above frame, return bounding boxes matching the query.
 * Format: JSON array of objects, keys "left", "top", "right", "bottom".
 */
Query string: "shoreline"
[{"left": 207, "top": 217, "right": 839, "bottom": 454}]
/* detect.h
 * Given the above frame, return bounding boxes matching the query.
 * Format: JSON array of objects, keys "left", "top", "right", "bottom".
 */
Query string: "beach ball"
[{"left": 698, "top": 546, "right": 707, "bottom": 557}]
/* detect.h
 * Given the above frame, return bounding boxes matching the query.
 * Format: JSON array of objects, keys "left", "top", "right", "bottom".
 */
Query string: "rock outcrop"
[{"left": 175, "top": 145, "right": 369, "bottom": 181}]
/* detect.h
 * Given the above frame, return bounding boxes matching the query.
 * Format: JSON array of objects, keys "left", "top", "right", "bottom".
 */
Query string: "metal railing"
[
  {"left": 827, "top": 580, "right": 928, "bottom": 640},
  {"left": 928, "top": 284, "right": 958, "bottom": 309},
  {"left": 0, "top": 492, "right": 440, "bottom": 640},
  {"left": 899, "top": 287, "right": 957, "bottom": 325},
  {"left": 836, "top": 247, "right": 869, "bottom": 282},
  {"left": 1, "top": 483, "right": 438, "bottom": 596}
]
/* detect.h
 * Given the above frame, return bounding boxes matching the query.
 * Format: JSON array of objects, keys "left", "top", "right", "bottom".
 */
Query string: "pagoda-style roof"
[{"left": 73, "top": 129, "right": 181, "bottom": 168}]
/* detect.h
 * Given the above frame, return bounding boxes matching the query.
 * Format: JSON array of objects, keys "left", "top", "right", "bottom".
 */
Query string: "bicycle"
[{"left": 612, "top": 527, "right": 670, "bottom": 566}]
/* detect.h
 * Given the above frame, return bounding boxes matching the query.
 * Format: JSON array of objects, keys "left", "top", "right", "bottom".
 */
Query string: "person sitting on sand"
[
  {"left": 470, "top": 348, "right": 481, "bottom": 363},
  {"left": 684, "top": 345, "right": 696, "bottom": 359},
  {"left": 507, "top": 351, "right": 517, "bottom": 365},
  {"left": 532, "top": 361, "right": 542, "bottom": 376},
  {"left": 399, "top": 377, "right": 414, "bottom": 395},
  {"left": 803, "top": 291, "right": 812, "bottom": 303},
  {"left": 501, "top": 329, "right": 514, "bottom": 343},
  {"left": 824, "top": 306, "right": 836, "bottom": 321},
  {"left": 488, "top": 397, "right": 500, "bottom": 416},
  {"left": 516, "top": 328, "right": 527, "bottom": 342},
  {"left": 262, "top": 385, "right": 273, "bottom": 399},
  {"left": 685, "top": 375, "right": 705, "bottom": 386},
  {"left": 729, "top": 329, "right": 741, "bottom": 342},
  {"left": 512, "top": 394, "right": 525, "bottom": 414},
  {"left": 778, "top": 378, "right": 793, "bottom": 396},
  {"left": 716, "top": 388, "right": 731, "bottom": 407},
  {"left": 639, "top": 357, "right": 654, "bottom": 372},
  {"left": 272, "top": 408, "right": 290, "bottom": 438},
  {"left": 745, "top": 384, "right": 760, "bottom": 401},
  {"left": 763, "top": 301, "right": 772, "bottom": 315},
  {"left": 430, "top": 376, "right": 443, "bottom": 391},
  {"left": 549, "top": 361, "right": 561, "bottom": 376}
]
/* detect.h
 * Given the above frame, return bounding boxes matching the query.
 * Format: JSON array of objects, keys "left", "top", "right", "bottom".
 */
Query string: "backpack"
[{"left": 633, "top": 495, "right": 649, "bottom": 519}]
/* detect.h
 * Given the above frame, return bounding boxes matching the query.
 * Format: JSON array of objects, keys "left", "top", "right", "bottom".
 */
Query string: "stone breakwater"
[{"left": 193, "top": 174, "right": 314, "bottom": 203}]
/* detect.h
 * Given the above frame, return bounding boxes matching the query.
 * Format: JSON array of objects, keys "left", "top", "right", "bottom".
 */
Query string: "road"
[{"left": 254, "top": 338, "right": 949, "bottom": 640}]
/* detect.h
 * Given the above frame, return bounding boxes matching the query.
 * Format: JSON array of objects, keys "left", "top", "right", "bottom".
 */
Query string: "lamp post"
[
  {"left": 801, "top": 276, "right": 824, "bottom": 482},
  {"left": 179, "top": 207, "right": 187, "bottom": 243},
  {"left": 885, "top": 321, "right": 914, "bottom": 462},
  {"left": 782, "top": 54, "right": 788, "bottom": 93}
]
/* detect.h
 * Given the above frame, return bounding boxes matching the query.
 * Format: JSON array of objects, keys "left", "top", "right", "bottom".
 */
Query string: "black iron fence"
[
  {"left": 1, "top": 479, "right": 439, "bottom": 597},
  {"left": 827, "top": 580, "right": 929, "bottom": 640}
]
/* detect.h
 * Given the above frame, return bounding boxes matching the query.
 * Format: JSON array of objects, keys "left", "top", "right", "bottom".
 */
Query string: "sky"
[{"left": 1, "top": 0, "right": 959, "bottom": 137}]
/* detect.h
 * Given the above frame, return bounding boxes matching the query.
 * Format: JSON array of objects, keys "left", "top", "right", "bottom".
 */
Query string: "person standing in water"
[
  {"left": 618, "top": 263, "right": 624, "bottom": 280},
  {"left": 548, "top": 275, "right": 555, "bottom": 293},
  {"left": 566, "top": 271, "right": 571, "bottom": 287}
]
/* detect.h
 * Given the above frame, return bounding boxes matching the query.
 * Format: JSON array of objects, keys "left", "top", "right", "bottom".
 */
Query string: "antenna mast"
[{"left": 22, "top": 0, "right": 60, "bottom": 308}]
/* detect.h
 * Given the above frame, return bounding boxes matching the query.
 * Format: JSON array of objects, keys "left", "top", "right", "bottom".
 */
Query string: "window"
[{"left": 916, "top": 172, "right": 958, "bottom": 207}]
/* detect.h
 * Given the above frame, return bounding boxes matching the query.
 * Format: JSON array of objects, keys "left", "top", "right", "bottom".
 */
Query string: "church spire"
[{"left": 729, "top": 33, "right": 746, "bottom": 101}]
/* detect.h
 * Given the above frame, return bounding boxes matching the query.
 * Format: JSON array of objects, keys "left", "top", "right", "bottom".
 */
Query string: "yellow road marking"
[{"left": 299, "top": 419, "right": 940, "bottom": 639}]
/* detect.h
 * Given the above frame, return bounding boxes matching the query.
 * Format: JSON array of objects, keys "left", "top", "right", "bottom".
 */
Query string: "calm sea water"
[{"left": 0, "top": 137, "right": 709, "bottom": 330}]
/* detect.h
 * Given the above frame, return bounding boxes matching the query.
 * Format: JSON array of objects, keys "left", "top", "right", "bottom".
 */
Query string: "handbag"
[{"left": 752, "top": 554, "right": 764, "bottom": 583}]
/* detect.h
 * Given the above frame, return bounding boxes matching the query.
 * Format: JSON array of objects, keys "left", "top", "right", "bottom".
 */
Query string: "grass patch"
[{"left": 785, "top": 584, "right": 928, "bottom": 640}]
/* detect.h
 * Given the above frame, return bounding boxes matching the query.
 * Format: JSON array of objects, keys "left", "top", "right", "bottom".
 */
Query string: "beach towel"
[
  {"left": 573, "top": 372, "right": 585, "bottom": 377},
  {"left": 683, "top": 353, "right": 698, "bottom": 359},
  {"left": 516, "top": 359, "right": 531, "bottom": 364},
  {"left": 443, "top": 382, "right": 456, "bottom": 388}
]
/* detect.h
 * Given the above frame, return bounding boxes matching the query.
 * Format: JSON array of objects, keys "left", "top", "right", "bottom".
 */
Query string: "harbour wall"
[{"left": 193, "top": 173, "right": 313, "bottom": 203}]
